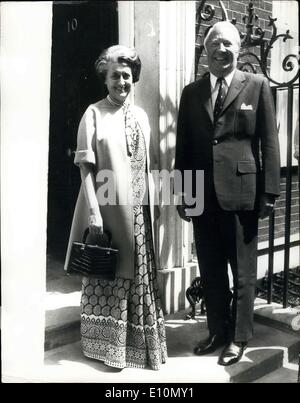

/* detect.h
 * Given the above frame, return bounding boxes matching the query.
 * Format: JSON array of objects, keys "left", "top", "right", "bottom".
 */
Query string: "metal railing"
[{"left": 258, "top": 83, "right": 299, "bottom": 308}]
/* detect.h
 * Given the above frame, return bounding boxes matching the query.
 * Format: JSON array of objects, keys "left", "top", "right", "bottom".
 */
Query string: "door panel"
[{"left": 47, "top": 1, "right": 118, "bottom": 260}]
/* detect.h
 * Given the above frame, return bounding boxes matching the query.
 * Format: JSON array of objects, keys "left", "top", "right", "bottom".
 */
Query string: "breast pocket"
[{"left": 235, "top": 110, "right": 256, "bottom": 136}]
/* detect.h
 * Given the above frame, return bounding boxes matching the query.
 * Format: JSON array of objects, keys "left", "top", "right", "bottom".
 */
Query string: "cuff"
[{"left": 74, "top": 150, "right": 96, "bottom": 166}]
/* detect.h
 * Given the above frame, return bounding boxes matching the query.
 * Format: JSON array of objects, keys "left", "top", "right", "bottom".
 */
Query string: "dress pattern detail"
[
  {"left": 80, "top": 104, "right": 167, "bottom": 370},
  {"left": 123, "top": 103, "right": 147, "bottom": 208}
]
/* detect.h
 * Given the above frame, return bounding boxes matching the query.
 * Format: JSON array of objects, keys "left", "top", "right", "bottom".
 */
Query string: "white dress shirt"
[{"left": 210, "top": 69, "right": 236, "bottom": 110}]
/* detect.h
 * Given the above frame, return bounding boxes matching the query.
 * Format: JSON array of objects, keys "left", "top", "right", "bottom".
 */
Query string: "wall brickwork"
[{"left": 258, "top": 172, "right": 299, "bottom": 242}]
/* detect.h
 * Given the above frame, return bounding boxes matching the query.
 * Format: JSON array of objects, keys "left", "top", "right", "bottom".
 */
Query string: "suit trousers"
[{"left": 192, "top": 207, "right": 258, "bottom": 342}]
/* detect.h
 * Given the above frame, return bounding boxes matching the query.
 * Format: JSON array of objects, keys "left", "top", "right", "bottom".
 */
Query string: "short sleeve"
[{"left": 74, "top": 106, "right": 96, "bottom": 166}]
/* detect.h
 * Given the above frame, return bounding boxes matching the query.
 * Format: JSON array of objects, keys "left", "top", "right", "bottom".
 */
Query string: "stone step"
[
  {"left": 43, "top": 308, "right": 300, "bottom": 383},
  {"left": 254, "top": 297, "right": 300, "bottom": 337},
  {"left": 45, "top": 281, "right": 300, "bottom": 352},
  {"left": 45, "top": 319, "right": 81, "bottom": 351},
  {"left": 253, "top": 359, "right": 299, "bottom": 383},
  {"left": 45, "top": 260, "right": 81, "bottom": 351},
  {"left": 45, "top": 262, "right": 300, "bottom": 382}
]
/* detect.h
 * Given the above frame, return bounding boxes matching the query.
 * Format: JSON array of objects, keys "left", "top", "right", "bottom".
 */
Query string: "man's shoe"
[
  {"left": 218, "top": 341, "right": 247, "bottom": 366},
  {"left": 194, "top": 334, "right": 227, "bottom": 356}
]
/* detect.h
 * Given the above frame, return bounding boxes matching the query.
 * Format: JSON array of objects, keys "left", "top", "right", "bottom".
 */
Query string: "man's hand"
[
  {"left": 177, "top": 204, "right": 191, "bottom": 222},
  {"left": 259, "top": 193, "right": 276, "bottom": 219}
]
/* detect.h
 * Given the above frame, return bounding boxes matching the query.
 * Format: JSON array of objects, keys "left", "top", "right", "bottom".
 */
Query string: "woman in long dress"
[{"left": 65, "top": 45, "right": 167, "bottom": 370}]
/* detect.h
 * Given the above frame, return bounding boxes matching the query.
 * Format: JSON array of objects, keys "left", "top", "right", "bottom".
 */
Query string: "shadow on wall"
[{"left": 157, "top": 92, "right": 181, "bottom": 271}]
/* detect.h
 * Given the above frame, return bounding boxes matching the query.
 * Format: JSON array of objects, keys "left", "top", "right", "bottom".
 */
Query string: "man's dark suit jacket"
[{"left": 175, "top": 70, "right": 281, "bottom": 212}]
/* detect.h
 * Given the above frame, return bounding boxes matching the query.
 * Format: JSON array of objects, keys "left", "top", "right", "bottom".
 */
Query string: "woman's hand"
[{"left": 88, "top": 211, "right": 103, "bottom": 235}]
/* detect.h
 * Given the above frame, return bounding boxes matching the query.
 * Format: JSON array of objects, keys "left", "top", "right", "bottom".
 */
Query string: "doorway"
[{"left": 47, "top": 1, "right": 118, "bottom": 273}]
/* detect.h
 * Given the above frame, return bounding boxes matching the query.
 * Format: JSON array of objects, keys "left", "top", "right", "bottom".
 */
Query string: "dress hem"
[{"left": 83, "top": 351, "right": 167, "bottom": 371}]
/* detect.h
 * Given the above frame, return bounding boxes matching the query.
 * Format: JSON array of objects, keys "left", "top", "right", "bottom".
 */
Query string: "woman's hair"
[{"left": 95, "top": 45, "right": 141, "bottom": 83}]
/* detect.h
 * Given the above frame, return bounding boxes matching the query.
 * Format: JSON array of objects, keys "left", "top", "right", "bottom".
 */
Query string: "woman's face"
[{"left": 105, "top": 62, "right": 133, "bottom": 104}]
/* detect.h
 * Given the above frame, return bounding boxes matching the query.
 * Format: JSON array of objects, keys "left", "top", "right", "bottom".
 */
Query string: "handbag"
[{"left": 67, "top": 229, "right": 118, "bottom": 281}]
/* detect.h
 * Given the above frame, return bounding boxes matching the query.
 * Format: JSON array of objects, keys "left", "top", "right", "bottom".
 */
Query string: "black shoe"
[
  {"left": 194, "top": 334, "right": 228, "bottom": 356},
  {"left": 218, "top": 341, "right": 247, "bottom": 366}
]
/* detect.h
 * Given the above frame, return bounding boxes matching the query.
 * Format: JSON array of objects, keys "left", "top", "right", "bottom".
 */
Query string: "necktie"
[{"left": 214, "top": 77, "right": 226, "bottom": 122}]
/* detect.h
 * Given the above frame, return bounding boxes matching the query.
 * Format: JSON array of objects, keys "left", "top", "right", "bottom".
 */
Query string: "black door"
[{"left": 47, "top": 1, "right": 118, "bottom": 262}]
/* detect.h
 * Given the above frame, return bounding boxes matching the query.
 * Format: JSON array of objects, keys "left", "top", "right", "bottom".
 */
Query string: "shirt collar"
[{"left": 210, "top": 69, "right": 236, "bottom": 89}]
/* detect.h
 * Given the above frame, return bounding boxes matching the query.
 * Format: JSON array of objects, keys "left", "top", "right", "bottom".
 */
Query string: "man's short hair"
[{"left": 203, "top": 21, "right": 241, "bottom": 50}]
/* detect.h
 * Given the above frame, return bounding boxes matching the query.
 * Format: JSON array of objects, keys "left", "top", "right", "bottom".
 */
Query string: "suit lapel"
[
  {"left": 201, "top": 75, "right": 214, "bottom": 123},
  {"left": 199, "top": 70, "right": 247, "bottom": 123},
  {"left": 221, "top": 69, "right": 247, "bottom": 114}
]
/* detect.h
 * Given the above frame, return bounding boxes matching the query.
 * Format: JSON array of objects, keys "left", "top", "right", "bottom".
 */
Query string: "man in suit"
[{"left": 175, "top": 21, "right": 280, "bottom": 366}]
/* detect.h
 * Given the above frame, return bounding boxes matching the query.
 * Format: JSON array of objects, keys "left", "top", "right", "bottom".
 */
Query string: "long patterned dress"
[{"left": 80, "top": 102, "right": 168, "bottom": 370}]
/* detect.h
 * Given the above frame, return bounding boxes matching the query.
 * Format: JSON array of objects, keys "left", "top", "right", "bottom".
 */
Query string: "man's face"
[{"left": 206, "top": 25, "right": 240, "bottom": 77}]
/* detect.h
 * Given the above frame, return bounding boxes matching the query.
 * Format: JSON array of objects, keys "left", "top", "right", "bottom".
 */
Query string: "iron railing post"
[
  {"left": 267, "top": 210, "right": 275, "bottom": 304},
  {"left": 267, "top": 85, "right": 278, "bottom": 304},
  {"left": 283, "top": 86, "right": 294, "bottom": 308}
]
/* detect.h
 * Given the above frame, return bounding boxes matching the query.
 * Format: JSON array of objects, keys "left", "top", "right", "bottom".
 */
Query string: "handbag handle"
[{"left": 83, "top": 228, "right": 113, "bottom": 247}]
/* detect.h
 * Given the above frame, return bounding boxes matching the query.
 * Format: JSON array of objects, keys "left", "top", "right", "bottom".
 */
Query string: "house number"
[{"left": 68, "top": 18, "right": 78, "bottom": 32}]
